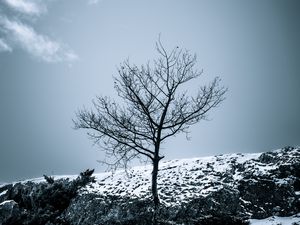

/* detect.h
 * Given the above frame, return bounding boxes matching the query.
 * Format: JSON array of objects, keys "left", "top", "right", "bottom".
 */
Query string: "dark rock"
[
  {"left": 238, "top": 177, "right": 297, "bottom": 218},
  {"left": 0, "top": 200, "right": 22, "bottom": 225},
  {"left": 0, "top": 169, "right": 95, "bottom": 225},
  {"left": 64, "top": 193, "right": 153, "bottom": 225},
  {"left": 294, "top": 178, "right": 300, "bottom": 191},
  {"left": 191, "top": 215, "right": 249, "bottom": 225},
  {"left": 0, "top": 185, "right": 11, "bottom": 203},
  {"left": 283, "top": 146, "right": 295, "bottom": 152},
  {"left": 258, "top": 152, "right": 278, "bottom": 164},
  {"left": 1, "top": 147, "right": 300, "bottom": 224},
  {"left": 175, "top": 187, "right": 241, "bottom": 222}
]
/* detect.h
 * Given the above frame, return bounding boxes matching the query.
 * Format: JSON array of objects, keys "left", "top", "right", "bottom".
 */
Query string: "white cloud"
[
  {"left": 0, "top": 1, "right": 78, "bottom": 63},
  {"left": 0, "top": 17, "right": 78, "bottom": 62},
  {"left": 0, "top": 38, "right": 12, "bottom": 52},
  {"left": 3, "top": 0, "right": 46, "bottom": 15}
]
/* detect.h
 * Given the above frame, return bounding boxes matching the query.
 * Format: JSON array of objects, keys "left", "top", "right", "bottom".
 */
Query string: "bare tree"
[{"left": 74, "top": 40, "right": 227, "bottom": 217}]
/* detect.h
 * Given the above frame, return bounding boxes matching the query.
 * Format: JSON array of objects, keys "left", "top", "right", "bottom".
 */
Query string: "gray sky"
[{"left": 0, "top": 0, "right": 299, "bottom": 182}]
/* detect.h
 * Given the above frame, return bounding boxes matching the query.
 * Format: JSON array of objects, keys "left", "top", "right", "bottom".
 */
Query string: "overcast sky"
[{"left": 0, "top": 0, "right": 299, "bottom": 182}]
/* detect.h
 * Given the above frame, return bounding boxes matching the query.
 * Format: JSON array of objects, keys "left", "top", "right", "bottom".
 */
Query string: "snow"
[
  {"left": 2, "top": 147, "right": 299, "bottom": 210},
  {"left": 0, "top": 190, "right": 7, "bottom": 196},
  {"left": 75, "top": 147, "right": 300, "bottom": 207},
  {"left": 0, "top": 200, "right": 16, "bottom": 206},
  {"left": 21, "top": 175, "right": 78, "bottom": 184},
  {"left": 0, "top": 146, "right": 300, "bottom": 225},
  {"left": 1, "top": 174, "right": 80, "bottom": 187},
  {"left": 80, "top": 151, "right": 268, "bottom": 205},
  {"left": 250, "top": 215, "right": 300, "bottom": 225},
  {"left": 0, "top": 183, "right": 8, "bottom": 188}
]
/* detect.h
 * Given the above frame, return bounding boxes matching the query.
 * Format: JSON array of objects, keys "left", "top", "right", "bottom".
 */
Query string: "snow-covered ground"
[
  {"left": 80, "top": 148, "right": 300, "bottom": 207},
  {"left": 2, "top": 147, "right": 299, "bottom": 224},
  {"left": 250, "top": 214, "right": 300, "bottom": 224},
  {"left": 82, "top": 152, "right": 261, "bottom": 203},
  {"left": 3, "top": 147, "right": 299, "bottom": 207}
]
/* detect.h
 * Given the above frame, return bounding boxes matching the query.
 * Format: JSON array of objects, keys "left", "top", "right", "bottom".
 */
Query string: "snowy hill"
[
  {"left": 82, "top": 146, "right": 299, "bottom": 205},
  {"left": 84, "top": 151, "right": 266, "bottom": 205},
  {"left": 1, "top": 146, "right": 300, "bottom": 225}
]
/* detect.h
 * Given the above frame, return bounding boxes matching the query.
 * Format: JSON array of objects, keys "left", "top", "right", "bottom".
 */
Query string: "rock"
[
  {"left": 174, "top": 187, "right": 242, "bottom": 223},
  {"left": 238, "top": 177, "right": 297, "bottom": 218},
  {"left": 1, "top": 147, "right": 300, "bottom": 224},
  {"left": 258, "top": 152, "right": 278, "bottom": 164},
  {"left": 0, "top": 169, "right": 95, "bottom": 225},
  {"left": 191, "top": 215, "right": 249, "bottom": 225},
  {"left": 0, "top": 185, "right": 11, "bottom": 203},
  {"left": 64, "top": 193, "right": 153, "bottom": 225},
  {"left": 273, "top": 163, "right": 300, "bottom": 179},
  {"left": 0, "top": 200, "right": 21, "bottom": 224}
]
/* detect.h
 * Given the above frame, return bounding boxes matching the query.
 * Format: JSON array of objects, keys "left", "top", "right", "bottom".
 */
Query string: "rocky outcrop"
[
  {"left": 63, "top": 190, "right": 248, "bottom": 225},
  {"left": 0, "top": 200, "right": 21, "bottom": 225},
  {"left": 238, "top": 176, "right": 299, "bottom": 218},
  {"left": 0, "top": 169, "right": 95, "bottom": 225},
  {"left": 62, "top": 147, "right": 300, "bottom": 224},
  {"left": 62, "top": 187, "right": 251, "bottom": 225},
  {"left": 1, "top": 147, "right": 300, "bottom": 225},
  {"left": 64, "top": 194, "right": 154, "bottom": 225}
]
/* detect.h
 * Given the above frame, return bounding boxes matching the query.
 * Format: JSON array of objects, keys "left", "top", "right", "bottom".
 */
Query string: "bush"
[{"left": 1, "top": 169, "right": 95, "bottom": 225}]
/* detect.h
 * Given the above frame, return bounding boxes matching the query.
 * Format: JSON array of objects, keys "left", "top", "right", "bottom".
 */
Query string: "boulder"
[
  {"left": 238, "top": 177, "right": 297, "bottom": 218},
  {"left": 64, "top": 193, "right": 153, "bottom": 225},
  {"left": 0, "top": 200, "right": 21, "bottom": 225}
]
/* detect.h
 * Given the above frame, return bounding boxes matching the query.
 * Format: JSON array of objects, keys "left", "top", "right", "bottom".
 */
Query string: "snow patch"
[
  {"left": 0, "top": 200, "right": 16, "bottom": 206},
  {"left": 250, "top": 215, "right": 300, "bottom": 225},
  {"left": 0, "top": 190, "right": 7, "bottom": 197}
]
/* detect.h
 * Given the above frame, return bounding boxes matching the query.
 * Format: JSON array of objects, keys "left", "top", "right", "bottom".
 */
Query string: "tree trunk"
[
  {"left": 152, "top": 157, "right": 160, "bottom": 225},
  {"left": 152, "top": 158, "right": 160, "bottom": 208}
]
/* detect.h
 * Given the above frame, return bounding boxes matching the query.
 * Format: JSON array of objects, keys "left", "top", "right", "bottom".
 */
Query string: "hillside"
[{"left": 1, "top": 146, "right": 300, "bottom": 225}]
